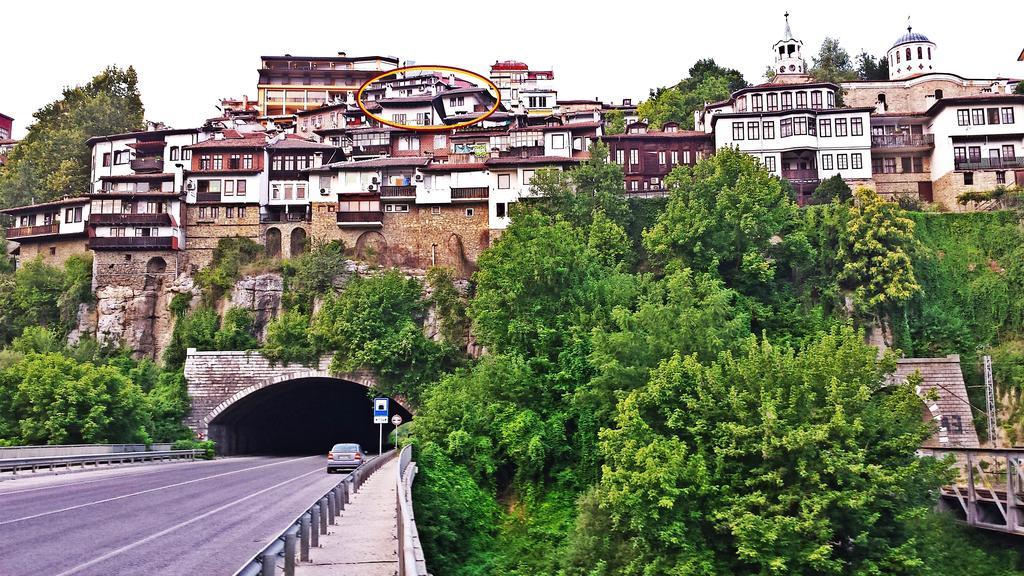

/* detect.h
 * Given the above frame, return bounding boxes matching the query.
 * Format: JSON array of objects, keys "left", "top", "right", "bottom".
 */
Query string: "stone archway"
[
  {"left": 355, "top": 231, "right": 388, "bottom": 264},
  {"left": 266, "top": 227, "right": 282, "bottom": 258},
  {"left": 144, "top": 256, "right": 167, "bottom": 290},
  {"left": 290, "top": 227, "right": 308, "bottom": 257}
]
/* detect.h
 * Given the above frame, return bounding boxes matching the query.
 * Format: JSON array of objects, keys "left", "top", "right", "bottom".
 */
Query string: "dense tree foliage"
[
  {"left": 856, "top": 50, "right": 890, "bottom": 80},
  {"left": 638, "top": 59, "right": 748, "bottom": 130},
  {"left": 0, "top": 255, "right": 93, "bottom": 347},
  {"left": 0, "top": 66, "right": 144, "bottom": 208},
  {"left": 810, "top": 37, "right": 859, "bottom": 83},
  {"left": 812, "top": 174, "right": 853, "bottom": 204}
]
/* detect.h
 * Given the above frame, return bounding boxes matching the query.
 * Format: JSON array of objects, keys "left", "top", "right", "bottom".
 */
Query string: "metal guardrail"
[
  {"left": 0, "top": 443, "right": 172, "bottom": 458},
  {"left": 397, "top": 445, "right": 431, "bottom": 576},
  {"left": 235, "top": 450, "right": 397, "bottom": 576},
  {"left": 0, "top": 449, "right": 204, "bottom": 474}
]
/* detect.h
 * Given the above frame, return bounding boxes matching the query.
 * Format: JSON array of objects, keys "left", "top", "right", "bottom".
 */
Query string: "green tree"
[
  {"left": 637, "top": 59, "right": 747, "bottom": 130},
  {"left": 0, "top": 66, "right": 144, "bottom": 208},
  {"left": 570, "top": 326, "right": 951, "bottom": 575},
  {"left": 145, "top": 371, "right": 191, "bottom": 442},
  {"left": 812, "top": 174, "right": 853, "bottom": 204},
  {"left": 531, "top": 142, "right": 630, "bottom": 230},
  {"left": 196, "top": 237, "right": 268, "bottom": 302},
  {"left": 162, "top": 307, "right": 220, "bottom": 368},
  {"left": 810, "top": 37, "right": 859, "bottom": 83},
  {"left": 604, "top": 110, "right": 625, "bottom": 135},
  {"left": 282, "top": 239, "right": 348, "bottom": 314},
  {"left": 262, "top": 309, "right": 317, "bottom": 366},
  {"left": 856, "top": 50, "right": 890, "bottom": 80},
  {"left": 1015, "top": 82, "right": 1024, "bottom": 95},
  {"left": 214, "top": 307, "right": 257, "bottom": 350}
]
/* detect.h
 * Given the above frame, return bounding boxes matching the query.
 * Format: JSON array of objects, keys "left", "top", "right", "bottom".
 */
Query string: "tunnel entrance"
[{"left": 207, "top": 377, "right": 412, "bottom": 456}]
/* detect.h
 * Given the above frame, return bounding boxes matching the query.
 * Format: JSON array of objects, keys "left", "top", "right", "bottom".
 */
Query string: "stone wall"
[
  {"left": 933, "top": 169, "right": 1018, "bottom": 211},
  {"left": 889, "top": 355, "right": 981, "bottom": 448},
  {"left": 13, "top": 236, "right": 89, "bottom": 269},
  {"left": 261, "top": 221, "right": 309, "bottom": 259},
  {"left": 226, "top": 273, "right": 283, "bottom": 341},
  {"left": 184, "top": 204, "right": 260, "bottom": 271},
  {"left": 845, "top": 78, "right": 994, "bottom": 114}
]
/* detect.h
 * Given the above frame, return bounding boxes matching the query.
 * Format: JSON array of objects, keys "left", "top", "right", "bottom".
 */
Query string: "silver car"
[{"left": 327, "top": 443, "right": 365, "bottom": 473}]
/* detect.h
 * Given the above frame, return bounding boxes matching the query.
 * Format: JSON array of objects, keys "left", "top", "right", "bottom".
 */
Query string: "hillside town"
[{"left": 2, "top": 15, "right": 1020, "bottom": 282}]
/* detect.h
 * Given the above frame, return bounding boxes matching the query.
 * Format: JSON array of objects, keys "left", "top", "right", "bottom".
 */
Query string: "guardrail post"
[
  {"left": 327, "top": 492, "right": 336, "bottom": 524},
  {"left": 334, "top": 486, "right": 344, "bottom": 512},
  {"left": 261, "top": 551, "right": 277, "bottom": 576},
  {"left": 310, "top": 506, "right": 320, "bottom": 547},
  {"left": 318, "top": 497, "right": 329, "bottom": 534},
  {"left": 343, "top": 478, "right": 351, "bottom": 503},
  {"left": 300, "top": 515, "right": 311, "bottom": 561},
  {"left": 284, "top": 532, "right": 297, "bottom": 576}
]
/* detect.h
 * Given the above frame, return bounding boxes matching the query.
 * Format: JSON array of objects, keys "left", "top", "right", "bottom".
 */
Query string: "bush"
[
  {"left": 172, "top": 439, "right": 216, "bottom": 459},
  {"left": 811, "top": 173, "right": 853, "bottom": 204},
  {"left": 263, "top": 310, "right": 317, "bottom": 365},
  {"left": 196, "top": 237, "right": 267, "bottom": 302},
  {"left": 214, "top": 308, "right": 257, "bottom": 350}
]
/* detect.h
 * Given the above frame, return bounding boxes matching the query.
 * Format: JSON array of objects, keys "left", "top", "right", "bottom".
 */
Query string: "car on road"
[{"left": 326, "top": 443, "right": 365, "bottom": 473}]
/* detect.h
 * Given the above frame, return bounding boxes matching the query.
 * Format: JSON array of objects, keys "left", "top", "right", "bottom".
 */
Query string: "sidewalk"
[{"left": 296, "top": 457, "right": 399, "bottom": 576}]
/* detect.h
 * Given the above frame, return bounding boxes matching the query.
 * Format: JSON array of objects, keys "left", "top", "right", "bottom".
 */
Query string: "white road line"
[
  {"left": 0, "top": 456, "right": 318, "bottom": 526},
  {"left": 0, "top": 458, "right": 244, "bottom": 497},
  {"left": 53, "top": 467, "right": 323, "bottom": 576}
]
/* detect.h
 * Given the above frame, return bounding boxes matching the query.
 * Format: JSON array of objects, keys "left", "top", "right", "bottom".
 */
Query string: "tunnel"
[{"left": 206, "top": 377, "right": 413, "bottom": 456}]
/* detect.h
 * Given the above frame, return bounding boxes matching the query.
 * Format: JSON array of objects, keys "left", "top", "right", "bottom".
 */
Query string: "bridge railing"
[
  {"left": 0, "top": 443, "right": 174, "bottom": 458},
  {"left": 922, "top": 447, "right": 1024, "bottom": 536},
  {"left": 0, "top": 449, "right": 203, "bottom": 474},
  {"left": 397, "top": 444, "right": 431, "bottom": 576},
  {"left": 235, "top": 450, "right": 397, "bottom": 576}
]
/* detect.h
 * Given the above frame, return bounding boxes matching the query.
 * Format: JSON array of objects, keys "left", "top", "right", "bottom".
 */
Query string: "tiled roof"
[
  {"left": 925, "top": 93, "right": 1024, "bottom": 116},
  {"left": 85, "top": 127, "right": 201, "bottom": 145},
  {"left": 484, "top": 155, "right": 578, "bottom": 167},
  {"left": 441, "top": 87, "right": 491, "bottom": 96},
  {"left": 0, "top": 195, "right": 90, "bottom": 215},
  {"left": 267, "top": 136, "right": 335, "bottom": 150},
  {"left": 377, "top": 96, "right": 435, "bottom": 105},
  {"left": 421, "top": 162, "right": 489, "bottom": 172},
  {"left": 888, "top": 355, "right": 980, "bottom": 448},
  {"left": 186, "top": 133, "right": 266, "bottom": 149},
  {"left": 602, "top": 130, "right": 709, "bottom": 140},
  {"left": 315, "top": 156, "right": 431, "bottom": 171}
]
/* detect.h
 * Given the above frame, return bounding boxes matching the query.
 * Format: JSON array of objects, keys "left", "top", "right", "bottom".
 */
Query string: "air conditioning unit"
[
  {"left": 185, "top": 180, "right": 196, "bottom": 191},
  {"left": 367, "top": 184, "right": 377, "bottom": 192},
  {"left": 320, "top": 188, "right": 330, "bottom": 196},
  {"left": 371, "top": 177, "right": 380, "bottom": 184},
  {"left": 414, "top": 174, "right": 423, "bottom": 182}
]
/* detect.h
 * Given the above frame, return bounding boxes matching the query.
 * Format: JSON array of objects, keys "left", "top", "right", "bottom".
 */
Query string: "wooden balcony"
[
  {"left": 451, "top": 187, "right": 489, "bottom": 201},
  {"left": 379, "top": 186, "right": 417, "bottom": 200},
  {"left": 130, "top": 158, "right": 165, "bottom": 173},
  {"left": 5, "top": 223, "right": 60, "bottom": 239},
  {"left": 89, "top": 213, "right": 172, "bottom": 226},
  {"left": 871, "top": 134, "right": 934, "bottom": 148},
  {"left": 336, "top": 211, "right": 383, "bottom": 227},
  {"left": 955, "top": 158, "right": 1024, "bottom": 171},
  {"left": 196, "top": 192, "right": 221, "bottom": 203},
  {"left": 782, "top": 169, "right": 820, "bottom": 195},
  {"left": 89, "top": 236, "right": 175, "bottom": 250},
  {"left": 261, "top": 212, "right": 311, "bottom": 223}
]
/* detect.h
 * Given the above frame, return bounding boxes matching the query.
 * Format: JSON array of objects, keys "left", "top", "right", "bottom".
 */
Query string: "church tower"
[
  {"left": 887, "top": 21, "right": 937, "bottom": 80},
  {"left": 772, "top": 12, "right": 805, "bottom": 77}
]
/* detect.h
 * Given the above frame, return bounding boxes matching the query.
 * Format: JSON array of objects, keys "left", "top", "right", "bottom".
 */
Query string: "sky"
[{"left": 4, "top": 0, "right": 1023, "bottom": 139}]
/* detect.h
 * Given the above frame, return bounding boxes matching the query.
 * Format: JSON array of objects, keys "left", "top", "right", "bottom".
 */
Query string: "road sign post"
[
  {"left": 373, "top": 398, "right": 389, "bottom": 455},
  {"left": 391, "top": 414, "right": 403, "bottom": 447}
]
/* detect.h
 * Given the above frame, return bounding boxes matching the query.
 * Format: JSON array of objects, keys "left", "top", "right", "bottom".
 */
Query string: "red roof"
[
  {"left": 491, "top": 60, "right": 529, "bottom": 71},
  {"left": 0, "top": 195, "right": 90, "bottom": 215},
  {"left": 485, "top": 155, "right": 578, "bottom": 167},
  {"left": 316, "top": 156, "right": 431, "bottom": 171},
  {"left": 421, "top": 162, "right": 488, "bottom": 172},
  {"left": 186, "top": 133, "right": 266, "bottom": 149}
]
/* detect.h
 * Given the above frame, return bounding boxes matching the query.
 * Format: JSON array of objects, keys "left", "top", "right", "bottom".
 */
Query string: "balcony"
[
  {"left": 89, "top": 236, "right": 175, "bottom": 250},
  {"left": 130, "top": 158, "right": 165, "bottom": 173},
  {"left": 451, "top": 187, "right": 490, "bottom": 201},
  {"left": 6, "top": 223, "right": 60, "bottom": 239},
  {"left": 196, "top": 192, "right": 221, "bottom": 203},
  {"left": 379, "top": 186, "right": 417, "bottom": 200},
  {"left": 89, "top": 213, "right": 172, "bottom": 226},
  {"left": 954, "top": 158, "right": 1024, "bottom": 171},
  {"left": 336, "top": 211, "right": 383, "bottom": 227},
  {"left": 871, "top": 134, "right": 934, "bottom": 148},
  {"left": 782, "top": 169, "right": 820, "bottom": 195},
  {"left": 261, "top": 212, "right": 311, "bottom": 223}
]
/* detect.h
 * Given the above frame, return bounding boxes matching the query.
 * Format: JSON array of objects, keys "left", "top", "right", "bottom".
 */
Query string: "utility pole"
[{"left": 984, "top": 355, "right": 998, "bottom": 446}]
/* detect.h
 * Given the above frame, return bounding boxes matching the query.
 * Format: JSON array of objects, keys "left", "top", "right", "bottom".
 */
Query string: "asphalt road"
[{"left": 0, "top": 455, "right": 358, "bottom": 576}]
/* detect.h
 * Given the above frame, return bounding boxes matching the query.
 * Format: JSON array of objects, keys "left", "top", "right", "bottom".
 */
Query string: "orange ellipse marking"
[{"left": 356, "top": 65, "right": 502, "bottom": 132}]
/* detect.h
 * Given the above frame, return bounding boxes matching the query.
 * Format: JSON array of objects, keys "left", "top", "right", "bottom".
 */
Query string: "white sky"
[{"left": 4, "top": 0, "right": 1023, "bottom": 139}]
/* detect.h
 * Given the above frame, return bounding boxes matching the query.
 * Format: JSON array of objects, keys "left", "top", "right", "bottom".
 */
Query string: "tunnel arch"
[{"left": 205, "top": 373, "right": 412, "bottom": 456}]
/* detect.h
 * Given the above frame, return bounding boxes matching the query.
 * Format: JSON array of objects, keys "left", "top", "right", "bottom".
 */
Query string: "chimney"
[{"left": 338, "top": 51, "right": 347, "bottom": 57}]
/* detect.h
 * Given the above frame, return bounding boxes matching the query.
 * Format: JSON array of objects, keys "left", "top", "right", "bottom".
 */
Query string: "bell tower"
[{"left": 772, "top": 12, "right": 805, "bottom": 76}]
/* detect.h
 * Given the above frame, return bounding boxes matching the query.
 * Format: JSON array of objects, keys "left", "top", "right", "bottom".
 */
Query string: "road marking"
[
  {"left": 0, "top": 456, "right": 317, "bottom": 526},
  {"left": 0, "top": 457, "right": 244, "bottom": 497},
  {"left": 52, "top": 466, "right": 323, "bottom": 576}
]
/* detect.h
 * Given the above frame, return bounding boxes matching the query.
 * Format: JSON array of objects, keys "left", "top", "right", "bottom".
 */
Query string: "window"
[
  {"left": 851, "top": 118, "right": 863, "bottom": 136},
  {"left": 102, "top": 153, "right": 111, "bottom": 167},
  {"left": 762, "top": 121, "right": 775, "bottom": 139},
  {"left": 793, "top": 117, "right": 808, "bottom": 135},
  {"left": 211, "top": 207, "right": 219, "bottom": 219},
  {"left": 242, "top": 154, "right": 252, "bottom": 169},
  {"left": 906, "top": 47, "right": 911, "bottom": 61},
  {"left": 114, "top": 150, "right": 130, "bottom": 165},
  {"left": 650, "top": 177, "right": 660, "bottom": 187},
  {"left": 964, "top": 172, "right": 974, "bottom": 185},
  {"left": 796, "top": 92, "right": 807, "bottom": 108},
  {"left": 969, "top": 146, "right": 982, "bottom": 162},
  {"left": 630, "top": 180, "right": 638, "bottom": 191},
  {"left": 1002, "top": 108, "right": 1016, "bottom": 124},
  {"left": 827, "top": 92, "right": 835, "bottom": 108},
  {"left": 229, "top": 154, "right": 241, "bottom": 169},
  {"left": 74, "top": 207, "right": 83, "bottom": 222},
  {"left": 954, "top": 147, "right": 967, "bottom": 163},
  {"left": 182, "top": 148, "right": 191, "bottom": 160},
  {"left": 836, "top": 154, "right": 849, "bottom": 170},
  {"left": 1003, "top": 145, "right": 1016, "bottom": 159},
  {"left": 763, "top": 156, "right": 776, "bottom": 172},
  {"left": 997, "top": 171, "right": 1006, "bottom": 184},
  {"left": 49, "top": 247, "right": 56, "bottom": 256},
  {"left": 835, "top": 118, "right": 848, "bottom": 137},
  {"left": 780, "top": 118, "right": 793, "bottom": 138},
  {"left": 732, "top": 122, "right": 745, "bottom": 140},
  {"left": 822, "top": 154, "right": 833, "bottom": 170},
  {"left": 431, "top": 206, "right": 441, "bottom": 215},
  {"left": 736, "top": 96, "right": 746, "bottom": 112},
  {"left": 852, "top": 153, "right": 863, "bottom": 170},
  {"left": 918, "top": 46, "right": 923, "bottom": 60},
  {"left": 658, "top": 151, "right": 666, "bottom": 164},
  {"left": 552, "top": 134, "right": 566, "bottom": 149},
  {"left": 629, "top": 149, "right": 639, "bottom": 164},
  {"left": 65, "top": 209, "right": 73, "bottom": 223},
  {"left": 236, "top": 180, "right": 246, "bottom": 196},
  {"left": 238, "top": 207, "right": 246, "bottom": 218},
  {"left": 872, "top": 158, "right": 883, "bottom": 173},
  {"left": 670, "top": 151, "right": 679, "bottom": 164},
  {"left": 811, "top": 91, "right": 822, "bottom": 109},
  {"left": 615, "top": 149, "right": 624, "bottom": 164},
  {"left": 913, "top": 157, "right": 924, "bottom": 172},
  {"left": 781, "top": 92, "right": 792, "bottom": 110},
  {"left": 224, "top": 180, "right": 234, "bottom": 196},
  {"left": 883, "top": 158, "right": 897, "bottom": 173},
  {"left": 752, "top": 94, "right": 763, "bottom": 111},
  {"left": 449, "top": 96, "right": 465, "bottom": 106},
  {"left": 957, "top": 109, "right": 971, "bottom": 126},
  {"left": 465, "top": 208, "right": 475, "bottom": 217},
  {"left": 747, "top": 121, "right": 760, "bottom": 140},
  {"left": 226, "top": 207, "right": 234, "bottom": 218},
  {"left": 198, "top": 207, "right": 207, "bottom": 219},
  {"left": 200, "top": 155, "right": 211, "bottom": 170},
  {"left": 971, "top": 109, "right": 985, "bottom": 125},
  {"left": 896, "top": 51, "right": 901, "bottom": 63},
  {"left": 988, "top": 108, "right": 1002, "bottom": 125},
  {"left": 767, "top": 93, "right": 778, "bottom": 111},
  {"left": 212, "top": 155, "right": 223, "bottom": 170},
  {"left": 393, "top": 113, "right": 407, "bottom": 124},
  {"left": 901, "top": 157, "right": 913, "bottom": 173},
  {"left": 819, "top": 118, "right": 832, "bottom": 137},
  {"left": 498, "top": 174, "right": 511, "bottom": 189},
  {"left": 496, "top": 202, "right": 507, "bottom": 218}
]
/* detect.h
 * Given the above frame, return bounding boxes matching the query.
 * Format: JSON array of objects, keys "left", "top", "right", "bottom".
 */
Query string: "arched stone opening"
[
  {"left": 355, "top": 231, "right": 388, "bottom": 265},
  {"left": 266, "top": 227, "right": 282, "bottom": 258},
  {"left": 290, "top": 227, "right": 308, "bottom": 256},
  {"left": 144, "top": 256, "right": 167, "bottom": 290},
  {"left": 206, "top": 376, "right": 412, "bottom": 456}
]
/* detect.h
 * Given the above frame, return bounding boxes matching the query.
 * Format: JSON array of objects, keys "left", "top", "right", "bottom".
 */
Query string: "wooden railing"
[
  {"left": 196, "top": 192, "right": 221, "bottom": 203},
  {"left": 336, "top": 211, "right": 383, "bottom": 225},
  {"left": 871, "top": 134, "right": 934, "bottom": 148},
  {"left": 130, "top": 158, "right": 165, "bottom": 173},
  {"left": 88, "top": 213, "right": 171, "bottom": 226},
  {"left": 5, "top": 223, "right": 60, "bottom": 239},
  {"left": 88, "top": 236, "right": 175, "bottom": 250},
  {"left": 954, "top": 158, "right": 1024, "bottom": 170},
  {"left": 451, "top": 187, "right": 489, "bottom": 200},
  {"left": 380, "top": 186, "right": 416, "bottom": 198}
]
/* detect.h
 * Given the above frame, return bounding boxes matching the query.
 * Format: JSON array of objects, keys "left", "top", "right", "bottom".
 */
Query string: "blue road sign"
[{"left": 373, "top": 397, "right": 389, "bottom": 424}]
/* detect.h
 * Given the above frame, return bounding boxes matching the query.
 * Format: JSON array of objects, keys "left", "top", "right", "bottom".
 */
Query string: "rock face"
[
  {"left": 228, "top": 274, "right": 284, "bottom": 341},
  {"left": 94, "top": 273, "right": 199, "bottom": 359}
]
